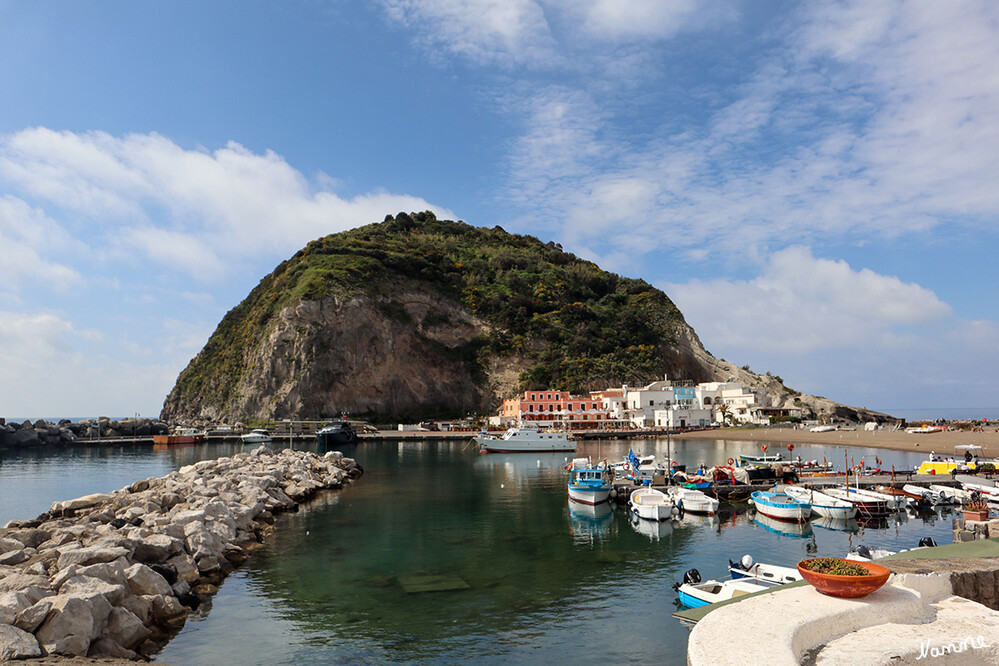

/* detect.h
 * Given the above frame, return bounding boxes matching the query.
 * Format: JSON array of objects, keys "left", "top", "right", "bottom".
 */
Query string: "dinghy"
[
  {"left": 666, "top": 485, "right": 719, "bottom": 515},
  {"left": 728, "top": 554, "right": 800, "bottom": 585},
  {"left": 629, "top": 487, "right": 674, "bottom": 521}
]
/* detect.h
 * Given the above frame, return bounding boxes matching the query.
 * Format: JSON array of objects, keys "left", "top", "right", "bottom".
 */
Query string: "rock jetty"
[
  {"left": 0, "top": 418, "right": 169, "bottom": 450},
  {"left": 0, "top": 446, "right": 361, "bottom": 660}
]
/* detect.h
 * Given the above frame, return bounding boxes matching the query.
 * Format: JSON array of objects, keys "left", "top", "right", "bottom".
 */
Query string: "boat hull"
[
  {"left": 750, "top": 491, "right": 810, "bottom": 522},
  {"left": 316, "top": 430, "right": 358, "bottom": 447},
  {"left": 567, "top": 484, "right": 612, "bottom": 506},
  {"left": 629, "top": 488, "right": 673, "bottom": 521},
  {"left": 151, "top": 434, "right": 204, "bottom": 446}
]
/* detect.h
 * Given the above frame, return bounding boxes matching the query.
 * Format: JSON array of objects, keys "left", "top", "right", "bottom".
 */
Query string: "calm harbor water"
[{"left": 0, "top": 438, "right": 958, "bottom": 664}]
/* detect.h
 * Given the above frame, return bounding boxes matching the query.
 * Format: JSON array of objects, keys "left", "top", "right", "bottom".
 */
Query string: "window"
[{"left": 529, "top": 405, "right": 534, "bottom": 412}]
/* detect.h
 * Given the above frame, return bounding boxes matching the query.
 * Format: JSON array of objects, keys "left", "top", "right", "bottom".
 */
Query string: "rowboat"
[
  {"left": 749, "top": 490, "right": 810, "bottom": 522},
  {"left": 784, "top": 486, "right": 857, "bottom": 520},
  {"left": 728, "top": 555, "right": 801, "bottom": 585},
  {"left": 850, "top": 486, "right": 911, "bottom": 511},
  {"left": 666, "top": 485, "right": 719, "bottom": 515},
  {"left": 629, "top": 487, "right": 674, "bottom": 521}
]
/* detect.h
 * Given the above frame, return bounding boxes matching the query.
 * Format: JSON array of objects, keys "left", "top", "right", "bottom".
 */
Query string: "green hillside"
[{"left": 168, "top": 212, "right": 690, "bottom": 415}]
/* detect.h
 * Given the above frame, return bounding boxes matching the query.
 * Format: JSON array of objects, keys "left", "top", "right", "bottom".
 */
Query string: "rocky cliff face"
[{"left": 160, "top": 214, "right": 891, "bottom": 424}]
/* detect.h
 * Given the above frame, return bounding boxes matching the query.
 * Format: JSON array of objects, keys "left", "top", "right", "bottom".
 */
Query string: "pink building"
[{"left": 501, "top": 390, "right": 614, "bottom": 428}]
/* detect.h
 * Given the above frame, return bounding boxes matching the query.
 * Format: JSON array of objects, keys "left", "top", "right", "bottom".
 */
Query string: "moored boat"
[
  {"left": 728, "top": 554, "right": 801, "bottom": 585},
  {"left": 667, "top": 485, "right": 719, "bottom": 515},
  {"left": 567, "top": 458, "right": 613, "bottom": 506},
  {"left": 926, "top": 484, "right": 965, "bottom": 505},
  {"left": 240, "top": 428, "right": 273, "bottom": 445},
  {"left": 821, "top": 487, "right": 891, "bottom": 517},
  {"left": 750, "top": 490, "right": 810, "bottom": 522},
  {"left": 784, "top": 486, "right": 857, "bottom": 520},
  {"left": 152, "top": 427, "right": 205, "bottom": 446},
  {"left": 673, "top": 569, "right": 772, "bottom": 608},
  {"left": 315, "top": 421, "right": 358, "bottom": 447},
  {"left": 629, "top": 487, "right": 674, "bottom": 521},
  {"left": 475, "top": 423, "right": 575, "bottom": 453}
]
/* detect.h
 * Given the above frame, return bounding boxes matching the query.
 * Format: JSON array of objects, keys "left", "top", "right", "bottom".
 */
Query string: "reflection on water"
[
  {"left": 0, "top": 438, "right": 958, "bottom": 665},
  {"left": 752, "top": 512, "right": 814, "bottom": 538},
  {"left": 568, "top": 500, "right": 614, "bottom": 543}
]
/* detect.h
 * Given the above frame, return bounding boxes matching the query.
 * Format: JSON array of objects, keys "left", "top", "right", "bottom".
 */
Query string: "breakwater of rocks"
[
  {"left": 0, "top": 446, "right": 362, "bottom": 660},
  {"left": 0, "top": 418, "right": 169, "bottom": 449}
]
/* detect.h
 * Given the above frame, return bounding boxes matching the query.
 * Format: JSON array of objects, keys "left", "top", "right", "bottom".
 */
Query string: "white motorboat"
[
  {"left": 728, "top": 554, "right": 801, "bottom": 585},
  {"left": 821, "top": 487, "right": 891, "bottom": 516},
  {"left": 667, "top": 485, "right": 719, "bottom": 515},
  {"left": 674, "top": 569, "right": 772, "bottom": 608},
  {"left": 475, "top": 423, "right": 575, "bottom": 453},
  {"left": 240, "top": 428, "right": 273, "bottom": 445},
  {"left": 784, "top": 486, "right": 858, "bottom": 520},
  {"left": 629, "top": 487, "right": 675, "bottom": 521}
]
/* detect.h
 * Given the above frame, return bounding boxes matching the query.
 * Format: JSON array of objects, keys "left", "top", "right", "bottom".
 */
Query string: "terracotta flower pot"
[
  {"left": 796, "top": 558, "right": 891, "bottom": 598},
  {"left": 963, "top": 510, "right": 990, "bottom": 522}
]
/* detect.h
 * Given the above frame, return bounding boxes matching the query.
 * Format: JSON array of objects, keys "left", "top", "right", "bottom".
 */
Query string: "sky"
[{"left": 1, "top": 0, "right": 997, "bottom": 420}]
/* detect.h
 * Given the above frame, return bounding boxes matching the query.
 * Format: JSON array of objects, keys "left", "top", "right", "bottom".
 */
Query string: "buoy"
[{"left": 727, "top": 457, "right": 735, "bottom": 465}]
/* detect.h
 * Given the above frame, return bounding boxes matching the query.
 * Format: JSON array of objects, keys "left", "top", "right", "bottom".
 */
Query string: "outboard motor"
[
  {"left": 855, "top": 545, "right": 873, "bottom": 560},
  {"left": 918, "top": 537, "right": 938, "bottom": 548},
  {"left": 683, "top": 568, "right": 701, "bottom": 585},
  {"left": 741, "top": 554, "right": 754, "bottom": 570}
]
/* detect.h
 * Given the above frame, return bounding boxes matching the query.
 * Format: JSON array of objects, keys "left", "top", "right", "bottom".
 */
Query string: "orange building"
[{"left": 500, "top": 390, "right": 615, "bottom": 428}]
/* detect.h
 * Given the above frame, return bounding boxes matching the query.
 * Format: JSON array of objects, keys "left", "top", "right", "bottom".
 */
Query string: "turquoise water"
[{"left": 0, "top": 438, "right": 958, "bottom": 664}]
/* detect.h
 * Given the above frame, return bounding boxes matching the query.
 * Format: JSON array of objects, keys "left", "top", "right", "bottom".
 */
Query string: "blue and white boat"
[
  {"left": 673, "top": 568, "right": 772, "bottom": 608},
  {"left": 750, "top": 490, "right": 811, "bottom": 522},
  {"left": 567, "top": 458, "right": 613, "bottom": 506}
]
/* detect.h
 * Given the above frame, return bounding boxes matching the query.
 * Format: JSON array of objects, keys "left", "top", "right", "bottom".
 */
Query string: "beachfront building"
[
  {"left": 497, "top": 377, "right": 774, "bottom": 428},
  {"left": 500, "top": 391, "right": 616, "bottom": 428}
]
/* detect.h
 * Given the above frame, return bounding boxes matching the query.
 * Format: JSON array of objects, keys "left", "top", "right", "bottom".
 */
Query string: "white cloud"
[
  {"left": 499, "top": 2, "right": 999, "bottom": 261},
  {"left": 0, "top": 128, "right": 451, "bottom": 282},
  {"left": 378, "top": 0, "right": 557, "bottom": 66},
  {"left": 665, "top": 247, "right": 950, "bottom": 355},
  {"left": 0, "top": 196, "right": 82, "bottom": 292},
  {"left": 568, "top": 0, "right": 727, "bottom": 41}
]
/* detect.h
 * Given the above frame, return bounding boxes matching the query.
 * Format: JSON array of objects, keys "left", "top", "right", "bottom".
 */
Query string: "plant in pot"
[
  {"left": 796, "top": 557, "right": 891, "bottom": 598},
  {"left": 963, "top": 499, "right": 991, "bottom": 522},
  {"left": 979, "top": 462, "right": 996, "bottom": 478}
]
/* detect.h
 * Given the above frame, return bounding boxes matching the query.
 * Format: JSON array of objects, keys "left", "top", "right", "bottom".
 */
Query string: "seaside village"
[{"left": 492, "top": 376, "right": 787, "bottom": 430}]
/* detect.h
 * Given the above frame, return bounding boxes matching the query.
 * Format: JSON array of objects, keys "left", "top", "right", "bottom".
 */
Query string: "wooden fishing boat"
[
  {"left": 750, "top": 490, "right": 810, "bottom": 522},
  {"left": 566, "top": 458, "right": 613, "bottom": 506},
  {"left": 784, "top": 486, "right": 857, "bottom": 519},
  {"left": 821, "top": 487, "right": 891, "bottom": 517}
]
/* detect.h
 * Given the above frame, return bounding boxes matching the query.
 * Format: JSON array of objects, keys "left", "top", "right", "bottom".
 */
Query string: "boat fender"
[
  {"left": 727, "top": 458, "right": 734, "bottom": 465},
  {"left": 683, "top": 568, "right": 701, "bottom": 585},
  {"left": 918, "top": 537, "right": 938, "bottom": 548}
]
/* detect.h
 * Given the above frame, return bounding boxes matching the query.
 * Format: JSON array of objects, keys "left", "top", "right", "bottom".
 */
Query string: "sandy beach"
[{"left": 675, "top": 426, "right": 999, "bottom": 458}]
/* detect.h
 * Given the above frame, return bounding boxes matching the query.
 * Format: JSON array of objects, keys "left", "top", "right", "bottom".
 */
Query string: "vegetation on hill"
[{"left": 169, "top": 212, "right": 691, "bottom": 414}]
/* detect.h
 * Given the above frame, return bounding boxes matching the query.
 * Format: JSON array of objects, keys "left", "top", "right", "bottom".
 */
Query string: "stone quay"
[{"left": 0, "top": 446, "right": 362, "bottom": 660}]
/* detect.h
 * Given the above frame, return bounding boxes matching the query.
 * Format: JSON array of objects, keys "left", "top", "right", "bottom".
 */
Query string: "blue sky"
[{"left": 1, "top": 0, "right": 997, "bottom": 420}]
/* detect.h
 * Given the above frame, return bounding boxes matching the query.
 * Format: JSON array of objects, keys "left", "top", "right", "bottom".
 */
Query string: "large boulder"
[
  {"left": 33, "top": 593, "right": 112, "bottom": 657},
  {"left": 0, "top": 624, "right": 41, "bottom": 660},
  {"left": 131, "top": 533, "right": 184, "bottom": 562},
  {"left": 56, "top": 545, "right": 130, "bottom": 569},
  {"left": 103, "top": 606, "right": 150, "bottom": 650},
  {"left": 50, "top": 493, "right": 114, "bottom": 515},
  {"left": 60, "top": 575, "right": 127, "bottom": 605},
  {"left": 0, "top": 590, "right": 31, "bottom": 624},
  {"left": 124, "top": 563, "right": 172, "bottom": 597}
]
